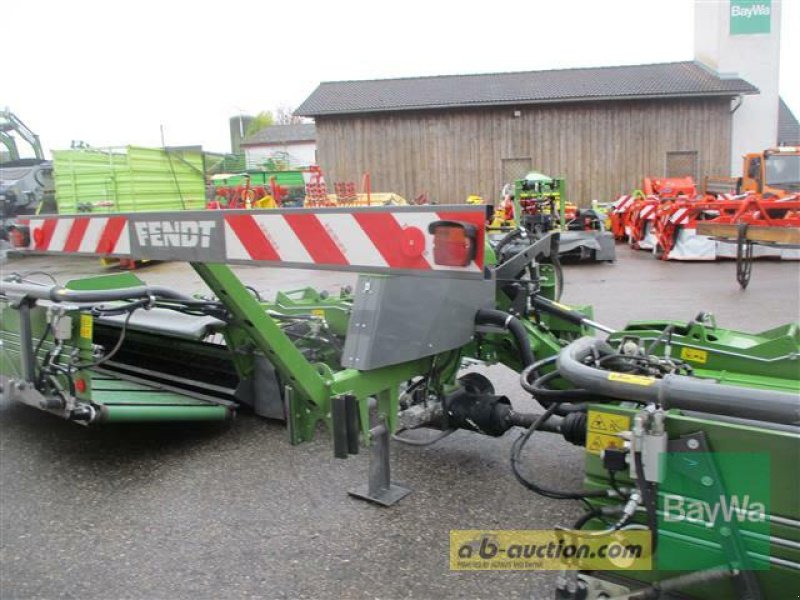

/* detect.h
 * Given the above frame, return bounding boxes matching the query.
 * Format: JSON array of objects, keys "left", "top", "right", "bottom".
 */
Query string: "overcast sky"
[{"left": 4, "top": 0, "right": 798, "bottom": 156}]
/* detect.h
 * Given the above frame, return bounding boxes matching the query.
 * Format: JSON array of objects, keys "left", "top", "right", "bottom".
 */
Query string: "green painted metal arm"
[{"left": 191, "top": 262, "right": 330, "bottom": 405}]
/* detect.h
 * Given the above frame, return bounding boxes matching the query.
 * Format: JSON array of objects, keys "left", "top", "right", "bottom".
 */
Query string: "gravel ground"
[{"left": 1, "top": 246, "right": 798, "bottom": 599}]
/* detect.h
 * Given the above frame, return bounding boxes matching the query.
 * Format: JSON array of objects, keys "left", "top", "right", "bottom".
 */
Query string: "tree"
[
  {"left": 245, "top": 111, "right": 274, "bottom": 137},
  {"left": 274, "top": 105, "right": 304, "bottom": 125}
]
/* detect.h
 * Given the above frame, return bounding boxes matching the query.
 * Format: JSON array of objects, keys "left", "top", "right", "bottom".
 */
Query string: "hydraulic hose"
[
  {"left": 532, "top": 295, "right": 615, "bottom": 334},
  {"left": 475, "top": 308, "right": 535, "bottom": 367},
  {"left": 0, "top": 281, "right": 196, "bottom": 304},
  {"left": 556, "top": 337, "right": 800, "bottom": 425}
]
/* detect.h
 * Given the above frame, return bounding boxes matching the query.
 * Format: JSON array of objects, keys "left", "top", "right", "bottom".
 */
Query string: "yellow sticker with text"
[
  {"left": 680, "top": 347, "right": 708, "bottom": 364},
  {"left": 79, "top": 314, "right": 93, "bottom": 340},
  {"left": 607, "top": 372, "right": 656, "bottom": 386},
  {"left": 587, "top": 410, "right": 630, "bottom": 434},
  {"left": 311, "top": 309, "right": 325, "bottom": 317},
  {"left": 586, "top": 432, "right": 626, "bottom": 456}
]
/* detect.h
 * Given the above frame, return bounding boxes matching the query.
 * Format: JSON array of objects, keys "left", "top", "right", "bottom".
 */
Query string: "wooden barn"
[{"left": 295, "top": 62, "right": 758, "bottom": 205}]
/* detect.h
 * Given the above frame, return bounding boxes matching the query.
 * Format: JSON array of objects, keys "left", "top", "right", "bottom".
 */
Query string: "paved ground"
[{"left": 1, "top": 247, "right": 798, "bottom": 599}]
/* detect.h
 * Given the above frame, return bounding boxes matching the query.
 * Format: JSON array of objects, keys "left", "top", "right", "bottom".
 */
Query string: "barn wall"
[{"left": 314, "top": 98, "right": 732, "bottom": 205}]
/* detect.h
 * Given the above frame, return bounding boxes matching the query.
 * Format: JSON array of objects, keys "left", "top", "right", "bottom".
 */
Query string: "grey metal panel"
[{"left": 341, "top": 274, "right": 494, "bottom": 370}]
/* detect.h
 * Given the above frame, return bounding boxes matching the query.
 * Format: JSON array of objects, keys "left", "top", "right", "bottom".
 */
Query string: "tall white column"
[{"left": 695, "top": 0, "right": 782, "bottom": 174}]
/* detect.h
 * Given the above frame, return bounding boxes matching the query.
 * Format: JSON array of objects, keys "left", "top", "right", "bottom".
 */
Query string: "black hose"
[
  {"left": 475, "top": 308, "right": 535, "bottom": 367},
  {"left": 73, "top": 309, "right": 138, "bottom": 371},
  {"left": 573, "top": 509, "right": 601, "bottom": 530},
  {"left": 521, "top": 369, "right": 588, "bottom": 402},
  {"left": 510, "top": 402, "right": 609, "bottom": 501},
  {"left": 493, "top": 227, "right": 525, "bottom": 257}
]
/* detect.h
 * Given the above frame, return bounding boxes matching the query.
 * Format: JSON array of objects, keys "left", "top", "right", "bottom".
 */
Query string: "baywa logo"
[
  {"left": 731, "top": 3, "right": 770, "bottom": 18},
  {"left": 134, "top": 220, "right": 216, "bottom": 249},
  {"left": 663, "top": 494, "right": 766, "bottom": 528}
]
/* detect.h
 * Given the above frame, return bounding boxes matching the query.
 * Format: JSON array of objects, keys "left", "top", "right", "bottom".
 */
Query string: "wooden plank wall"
[{"left": 315, "top": 98, "right": 732, "bottom": 205}]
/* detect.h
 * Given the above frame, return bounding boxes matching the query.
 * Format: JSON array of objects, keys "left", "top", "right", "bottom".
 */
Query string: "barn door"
[
  {"left": 665, "top": 151, "right": 698, "bottom": 180},
  {"left": 501, "top": 157, "right": 532, "bottom": 187}
]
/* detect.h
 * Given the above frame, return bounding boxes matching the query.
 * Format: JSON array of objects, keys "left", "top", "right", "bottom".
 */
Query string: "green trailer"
[{"left": 50, "top": 146, "right": 206, "bottom": 214}]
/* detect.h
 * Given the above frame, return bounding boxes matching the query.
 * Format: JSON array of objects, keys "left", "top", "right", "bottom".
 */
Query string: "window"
[
  {"left": 501, "top": 158, "right": 532, "bottom": 187},
  {"left": 665, "top": 151, "right": 699, "bottom": 180},
  {"left": 747, "top": 157, "right": 762, "bottom": 180}
]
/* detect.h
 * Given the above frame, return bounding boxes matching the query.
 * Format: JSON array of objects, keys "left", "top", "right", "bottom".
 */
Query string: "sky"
[{"left": 3, "top": 0, "right": 798, "bottom": 157}]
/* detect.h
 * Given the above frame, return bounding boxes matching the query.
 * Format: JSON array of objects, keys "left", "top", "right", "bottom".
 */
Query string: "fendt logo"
[
  {"left": 134, "top": 220, "right": 216, "bottom": 248},
  {"left": 731, "top": 3, "right": 770, "bottom": 18}
]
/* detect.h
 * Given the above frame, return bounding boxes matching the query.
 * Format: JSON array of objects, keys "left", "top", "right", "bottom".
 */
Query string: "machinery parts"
[
  {"left": 512, "top": 172, "right": 616, "bottom": 262},
  {"left": 0, "top": 110, "right": 54, "bottom": 235},
  {"left": 703, "top": 147, "right": 799, "bottom": 198},
  {"left": 0, "top": 108, "right": 44, "bottom": 162},
  {"left": 737, "top": 146, "right": 800, "bottom": 198},
  {"left": 514, "top": 324, "right": 798, "bottom": 600},
  {"left": 2, "top": 203, "right": 798, "bottom": 599}
]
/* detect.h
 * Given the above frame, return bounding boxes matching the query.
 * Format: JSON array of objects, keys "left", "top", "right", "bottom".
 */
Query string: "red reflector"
[
  {"left": 9, "top": 227, "right": 30, "bottom": 248},
  {"left": 32, "top": 227, "right": 44, "bottom": 246},
  {"left": 427, "top": 221, "right": 477, "bottom": 267},
  {"left": 75, "top": 379, "right": 87, "bottom": 393},
  {"left": 400, "top": 226, "right": 425, "bottom": 258}
]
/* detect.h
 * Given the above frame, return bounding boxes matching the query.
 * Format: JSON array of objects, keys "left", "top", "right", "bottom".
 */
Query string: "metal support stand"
[
  {"left": 735, "top": 223, "right": 753, "bottom": 290},
  {"left": 348, "top": 418, "right": 411, "bottom": 507}
]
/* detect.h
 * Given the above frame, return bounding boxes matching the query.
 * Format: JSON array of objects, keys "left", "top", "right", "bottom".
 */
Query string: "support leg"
[{"left": 348, "top": 418, "right": 411, "bottom": 506}]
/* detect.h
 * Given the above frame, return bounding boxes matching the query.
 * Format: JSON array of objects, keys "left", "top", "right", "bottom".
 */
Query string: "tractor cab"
[{"left": 741, "top": 146, "right": 800, "bottom": 197}]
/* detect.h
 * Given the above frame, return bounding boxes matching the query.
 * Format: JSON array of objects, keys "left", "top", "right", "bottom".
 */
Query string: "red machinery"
[
  {"left": 611, "top": 178, "right": 704, "bottom": 250},
  {"left": 610, "top": 192, "right": 662, "bottom": 249},
  {"left": 652, "top": 194, "right": 800, "bottom": 261},
  {"left": 611, "top": 189, "right": 800, "bottom": 260},
  {"left": 642, "top": 176, "right": 697, "bottom": 197}
]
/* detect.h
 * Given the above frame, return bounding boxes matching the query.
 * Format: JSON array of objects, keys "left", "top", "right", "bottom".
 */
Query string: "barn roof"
[
  {"left": 296, "top": 61, "right": 757, "bottom": 117},
  {"left": 778, "top": 98, "right": 800, "bottom": 145},
  {"left": 241, "top": 123, "right": 316, "bottom": 146}
]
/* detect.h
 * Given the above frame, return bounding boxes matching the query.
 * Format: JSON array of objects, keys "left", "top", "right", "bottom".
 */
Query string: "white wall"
[
  {"left": 695, "top": 0, "right": 782, "bottom": 174},
  {"left": 244, "top": 141, "right": 316, "bottom": 169}
]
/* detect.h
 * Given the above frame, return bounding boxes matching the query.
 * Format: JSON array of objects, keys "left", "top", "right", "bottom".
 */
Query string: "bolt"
[
  {"left": 701, "top": 476, "right": 714, "bottom": 487},
  {"left": 686, "top": 439, "right": 700, "bottom": 450},
  {"left": 720, "top": 526, "right": 731, "bottom": 537}
]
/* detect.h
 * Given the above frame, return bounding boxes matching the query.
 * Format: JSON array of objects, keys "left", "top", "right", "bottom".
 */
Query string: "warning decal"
[{"left": 586, "top": 410, "right": 630, "bottom": 456}]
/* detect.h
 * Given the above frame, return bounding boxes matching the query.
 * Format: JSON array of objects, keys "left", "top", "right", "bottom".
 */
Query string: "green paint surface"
[{"left": 730, "top": 0, "right": 772, "bottom": 35}]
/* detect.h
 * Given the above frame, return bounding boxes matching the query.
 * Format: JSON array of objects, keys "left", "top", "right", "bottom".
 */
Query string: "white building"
[
  {"left": 240, "top": 123, "right": 316, "bottom": 170},
  {"left": 694, "top": 0, "right": 794, "bottom": 172}
]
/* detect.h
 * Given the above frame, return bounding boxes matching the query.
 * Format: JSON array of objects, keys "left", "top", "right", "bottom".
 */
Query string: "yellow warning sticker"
[
  {"left": 680, "top": 347, "right": 708, "bottom": 364},
  {"left": 586, "top": 432, "right": 626, "bottom": 455},
  {"left": 79, "top": 314, "right": 93, "bottom": 340},
  {"left": 607, "top": 372, "right": 656, "bottom": 386},
  {"left": 588, "top": 410, "right": 630, "bottom": 435},
  {"left": 311, "top": 309, "right": 325, "bottom": 317}
]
